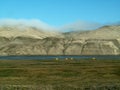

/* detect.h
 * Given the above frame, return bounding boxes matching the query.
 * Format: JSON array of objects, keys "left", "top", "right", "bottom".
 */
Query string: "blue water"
[{"left": 0, "top": 55, "right": 120, "bottom": 60}]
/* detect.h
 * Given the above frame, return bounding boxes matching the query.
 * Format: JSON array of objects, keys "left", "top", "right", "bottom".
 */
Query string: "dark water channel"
[{"left": 0, "top": 55, "right": 120, "bottom": 60}]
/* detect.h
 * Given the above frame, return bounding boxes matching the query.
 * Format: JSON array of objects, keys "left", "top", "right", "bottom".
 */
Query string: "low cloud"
[
  {"left": 105, "top": 21, "right": 120, "bottom": 26},
  {"left": 60, "top": 21, "right": 103, "bottom": 32},
  {"left": 0, "top": 19, "right": 103, "bottom": 32},
  {"left": 0, "top": 18, "right": 58, "bottom": 31}
]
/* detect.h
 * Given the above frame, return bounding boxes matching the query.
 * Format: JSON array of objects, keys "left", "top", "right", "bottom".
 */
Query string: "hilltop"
[{"left": 65, "top": 25, "right": 120, "bottom": 39}]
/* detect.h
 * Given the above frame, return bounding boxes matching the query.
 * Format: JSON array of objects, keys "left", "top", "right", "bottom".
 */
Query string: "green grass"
[{"left": 0, "top": 59, "right": 120, "bottom": 89}]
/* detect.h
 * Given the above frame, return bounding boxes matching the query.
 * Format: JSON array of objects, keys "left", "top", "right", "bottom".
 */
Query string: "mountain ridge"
[
  {"left": 0, "top": 25, "right": 62, "bottom": 39},
  {"left": 0, "top": 25, "right": 120, "bottom": 55},
  {"left": 65, "top": 25, "right": 120, "bottom": 39}
]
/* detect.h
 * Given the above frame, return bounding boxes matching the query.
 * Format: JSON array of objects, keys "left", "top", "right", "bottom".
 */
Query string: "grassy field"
[{"left": 0, "top": 59, "right": 120, "bottom": 90}]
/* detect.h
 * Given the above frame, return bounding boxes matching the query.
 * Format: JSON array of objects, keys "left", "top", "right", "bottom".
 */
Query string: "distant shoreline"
[{"left": 0, "top": 55, "right": 120, "bottom": 60}]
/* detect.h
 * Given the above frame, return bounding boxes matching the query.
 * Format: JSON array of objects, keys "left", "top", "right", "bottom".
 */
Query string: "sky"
[{"left": 0, "top": 0, "right": 120, "bottom": 31}]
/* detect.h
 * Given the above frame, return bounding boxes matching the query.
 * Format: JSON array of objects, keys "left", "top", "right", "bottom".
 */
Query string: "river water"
[{"left": 0, "top": 55, "right": 120, "bottom": 60}]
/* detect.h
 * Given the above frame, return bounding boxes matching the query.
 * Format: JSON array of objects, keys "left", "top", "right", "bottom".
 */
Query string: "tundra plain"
[{"left": 0, "top": 59, "right": 120, "bottom": 90}]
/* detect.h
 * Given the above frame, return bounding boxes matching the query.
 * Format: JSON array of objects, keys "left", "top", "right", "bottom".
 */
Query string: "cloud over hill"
[
  {"left": 0, "top": 19, "right": 104, "bottom": 32},
  {"left": 0, "top": 19, "right": 58, "bottom": 32}
]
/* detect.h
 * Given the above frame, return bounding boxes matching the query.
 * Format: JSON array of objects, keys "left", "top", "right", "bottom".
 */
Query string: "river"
[{"left": 0, "top": 55, "right": 120, "bottom": 60}]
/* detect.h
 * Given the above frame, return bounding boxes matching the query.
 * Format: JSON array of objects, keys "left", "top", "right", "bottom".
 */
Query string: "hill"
[
  {"left": 66, "top": 25, "right": 120, "bottom": 39},
  {"left": 0, "top": 25, "right": 120, "bottom": 55}
]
